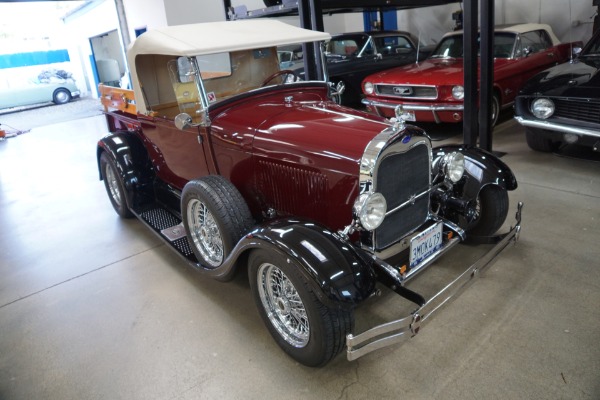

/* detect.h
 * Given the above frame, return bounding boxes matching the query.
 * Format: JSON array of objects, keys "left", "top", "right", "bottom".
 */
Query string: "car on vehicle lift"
[
  {"left": 361, "top": 23, "right": 581, "bottom": 126},
  {"left": 321, "top": 30, "right": 433, "bottom": 106},
  {"left": 514, "top": 27, "right": 600, "bottom": 152},
  {"left": 97, "top": 20, "right": 522, "bottom": 367}
]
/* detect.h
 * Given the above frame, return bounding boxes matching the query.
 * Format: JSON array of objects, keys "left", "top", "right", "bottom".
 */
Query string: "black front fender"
[
  {"left": 239, "top": 219, "right": 377, "bottom": 309},
  {"left": 433, "top": 145, "right": 517, "bottom": 200}
]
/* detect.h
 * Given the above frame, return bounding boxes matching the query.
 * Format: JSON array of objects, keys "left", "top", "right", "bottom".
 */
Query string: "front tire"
[
  {"left": 490, "top": 93, "right": 500, "bottom": 127},
  {"left": 248, "top": 249, "right": 353, "bottom": 367},
  {"left": 467, "top": 185, "right": 509, "bottom": 236},
  {"left": 182, "top": 176, "right": 253, "bottom": 268},
  {"left": 525, "top": 127, "right": 558, "bottom": 152},
  {"left": 100, "top": 152, "right": 133, "bottom": 218}
]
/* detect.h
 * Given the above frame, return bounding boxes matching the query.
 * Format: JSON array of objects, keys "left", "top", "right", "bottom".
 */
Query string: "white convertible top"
[
  {"left": 128, "top": 19, "right": 331, "bottom": 59},
  {"left": 127, "top": 20, "right": 330, "bottom": 115},
  {"left": 445, "top": 23, "right": 561, "bottom": 46}
]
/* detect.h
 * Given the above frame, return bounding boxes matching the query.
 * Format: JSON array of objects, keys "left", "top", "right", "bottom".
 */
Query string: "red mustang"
[{"left": 361, "top": 23, "right": 581, "bottom": 126}]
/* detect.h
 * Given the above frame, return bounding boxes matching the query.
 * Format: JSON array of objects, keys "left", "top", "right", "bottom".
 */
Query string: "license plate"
[
  {"left": 410, "top": 222, "right": 443, "bottom": 268},
  {"left": 399, "top": 110, "right": 416, "bottom": 121}
]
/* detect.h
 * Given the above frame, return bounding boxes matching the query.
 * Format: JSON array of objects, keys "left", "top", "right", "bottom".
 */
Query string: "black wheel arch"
[
  {"left": 433, "top": 144, "right": 517, "bottom": 201},
  {"left": 96, "top": 131, "right": 154, "bottom": 210},
  {"left": 222, "top": 218, "right": 377, "bottom": 308}
]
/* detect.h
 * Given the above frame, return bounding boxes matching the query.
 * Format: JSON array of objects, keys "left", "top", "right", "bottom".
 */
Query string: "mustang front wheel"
[{"left": 249, "top": 249, "right": 353, "bottom": 367}]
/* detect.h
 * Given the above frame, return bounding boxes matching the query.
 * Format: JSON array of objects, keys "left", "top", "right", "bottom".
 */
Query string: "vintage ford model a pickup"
[{"left": 97, "top": 20, "right": 522, "bottom": 367}]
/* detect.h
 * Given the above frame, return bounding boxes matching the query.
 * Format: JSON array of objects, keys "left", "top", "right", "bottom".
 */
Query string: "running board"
[{"left": 133, "top": 205, "right": 198, "bottom": 264}]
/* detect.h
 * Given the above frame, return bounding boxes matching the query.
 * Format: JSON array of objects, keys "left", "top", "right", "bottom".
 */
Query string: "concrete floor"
[{"left": 0, "top": 111, "right": 599, "bottom": 400}]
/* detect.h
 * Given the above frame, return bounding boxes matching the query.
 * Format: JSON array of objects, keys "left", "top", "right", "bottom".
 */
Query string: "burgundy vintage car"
[
  {"left": 361, "top": 23, "right": 581, "bottom": 126},
  {"left": 97, "top": 20, "right": 522, "bottom": 367}
]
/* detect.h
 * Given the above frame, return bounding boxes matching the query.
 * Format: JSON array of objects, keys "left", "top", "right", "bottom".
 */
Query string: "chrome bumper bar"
[
  {"left": 514, "top": 116, "right": 600, "bottom": 139},
  {"left": 362, "top": 98, "right": 464, "bottom": 112},
  {"left": 346, "top": 202, "right": 523, "bottom": 361}
]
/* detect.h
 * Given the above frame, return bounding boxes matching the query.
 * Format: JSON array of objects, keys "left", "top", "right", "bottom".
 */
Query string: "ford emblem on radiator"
[{"left": 393, "top": 86, "right": 413, "bottom": 95}]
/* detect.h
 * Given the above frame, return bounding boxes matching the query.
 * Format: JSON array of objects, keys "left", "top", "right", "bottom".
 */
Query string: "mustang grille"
[
  {"left": 375, "top": 85, "right": 438, "bottom": 99},
  {"left": 553, "top": 98, "right": 600, "bottom": 125},
  {"left": 374, "top": 143, "right": 430, "bottom": 250}
]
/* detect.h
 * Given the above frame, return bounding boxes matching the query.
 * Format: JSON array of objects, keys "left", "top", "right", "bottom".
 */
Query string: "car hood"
[
  {"left": 366, "top": 58, "right": 464, "bottom": 85},
  {"left": 253, "top": 101, "right": 390, "bottom": 173},
  {"left": 519, "top": 57, "right": 600, "bottom": 98},
  {"left": 211, "top": 90, "right": 391, "bottom": 174}
]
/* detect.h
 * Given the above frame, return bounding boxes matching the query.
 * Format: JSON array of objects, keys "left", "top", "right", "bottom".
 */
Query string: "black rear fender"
[{"left": 96, "top": 131, "right": 154, "bottom": 209}]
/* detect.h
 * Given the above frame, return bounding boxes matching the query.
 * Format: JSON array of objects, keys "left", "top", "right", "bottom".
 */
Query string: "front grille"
[
  {"left": 374, "top": 143, "right": 430, "bottom": 250},
  {"left": 375, "top": 85, "right": 437, "bottom": 99},
  {"left": 553, "top": 98, "right": 600, "bottom": 124}
]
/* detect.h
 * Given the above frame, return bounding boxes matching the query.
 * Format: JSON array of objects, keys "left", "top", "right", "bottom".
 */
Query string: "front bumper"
[
  {"left": 514, "top": 116, "right": 600, "bottom": 139},
  {"left": 362, "top": 98, "right": 464, "bottom": 123},
  {"left": 346, "top": 202, "right": 523, "bottom": 361}
]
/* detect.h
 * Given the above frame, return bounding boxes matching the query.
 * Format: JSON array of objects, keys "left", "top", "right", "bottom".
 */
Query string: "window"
[
  {"left": 374, "top": 35, "right": 414, "bottom": 55},
  {"left": 520, "top": 30, "right": 552, "bottom": 54}
]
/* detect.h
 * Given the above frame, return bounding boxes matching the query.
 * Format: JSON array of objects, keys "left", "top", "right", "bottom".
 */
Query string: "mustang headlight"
[
  {"left": 451, "top": 85, "right": 464, "bottom": 100},
  {"left": 363, "top": 81, "right": 374, "bottom": 95},
  {"left": 531, "top": 98, "right": 555, "bottom": 119},
  {"left": 353, "top": 192, "right": 387, "bottom": 231},
  {"left": 442, "top": 152, "right": 465, "bottom": 183}
]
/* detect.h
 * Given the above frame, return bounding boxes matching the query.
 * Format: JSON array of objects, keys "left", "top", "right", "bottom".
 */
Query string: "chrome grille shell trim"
[
  {"left": 358, "top": 121, "right": 432, "bottom": 252},
  {"left": 375, "top": 84, "right": 438, "bottom": 100}
]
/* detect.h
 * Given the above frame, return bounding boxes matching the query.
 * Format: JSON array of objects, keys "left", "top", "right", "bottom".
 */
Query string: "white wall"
[
  {"left": 123, "top": 0, "right": 168, "bottom": 37},
  {"left": 63, "top": 1, "right": 123, "bottom": 96},
  {"left": 220, "top": 0, "right": 596, "bottom": 45}
]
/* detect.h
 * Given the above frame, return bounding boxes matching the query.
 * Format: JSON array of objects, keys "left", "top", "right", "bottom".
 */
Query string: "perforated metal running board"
[{"left": 137, "top": 206, "right": 195, "bottom": 259}]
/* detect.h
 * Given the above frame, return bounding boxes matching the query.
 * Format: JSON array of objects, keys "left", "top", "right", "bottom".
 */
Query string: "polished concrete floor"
[{"left": 0, "top": 112, "right": 599, "bottom": 400}]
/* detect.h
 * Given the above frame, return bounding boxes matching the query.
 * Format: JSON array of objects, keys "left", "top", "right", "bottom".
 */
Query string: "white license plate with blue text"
[{"left": 410, "top": 222, "right": 443, "bottom": 268}]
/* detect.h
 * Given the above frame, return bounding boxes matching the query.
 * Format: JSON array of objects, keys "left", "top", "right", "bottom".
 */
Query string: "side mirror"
[
  {"left": 573, "top": 47, "right": 582, "bottom": 57},
  {"left": 376, "top": 53, "right": 383, "bottom": 60},
  {"left": 175, "top": 113, "right": 193, "bottom": 130},
  {"left": 175, "top": 109, "right": 210, "bottom": 130},
  {"left": 523, "top": 46, "right": 533, "bottom": 57}
]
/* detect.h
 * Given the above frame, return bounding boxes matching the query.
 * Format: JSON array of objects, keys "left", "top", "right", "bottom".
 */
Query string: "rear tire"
[
  {"left": 248, "top": 249, "right": 353, "bottom": 367},
  {"left": 53, "top": 88, "right": 71, "bottom": 105},
  {"left": 100, "top": 152, "right": 133, "bottom": 218},
  {"left": 525, "top": 127, "right": 558, "bottom": 152}
]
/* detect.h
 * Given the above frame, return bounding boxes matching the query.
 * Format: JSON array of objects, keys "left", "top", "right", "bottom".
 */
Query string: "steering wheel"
[{"left": 261, "top": 69, "right": 299, "bottom": 87}]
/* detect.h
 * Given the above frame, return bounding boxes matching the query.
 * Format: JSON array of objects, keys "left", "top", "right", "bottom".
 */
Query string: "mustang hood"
[
  {"left": 368, "top": 58, "right": 464, "bottom": 85},
  {"left": 520, "top": 57, "right": 600, "bottom": 98}
]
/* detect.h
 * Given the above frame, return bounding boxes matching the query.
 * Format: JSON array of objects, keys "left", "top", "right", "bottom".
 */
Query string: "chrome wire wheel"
[
  {"left": 186, "top": 198, "right": 224, "bottom": 267},
  {"left": 104, "top": 163, "right": 122, "bottom": 207},
  {"left": 257, "top": 262, "right": 310, "bottom": 348}
]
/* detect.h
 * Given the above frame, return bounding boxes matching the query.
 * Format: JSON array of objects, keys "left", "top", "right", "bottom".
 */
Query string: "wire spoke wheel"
[
  {"left": 104, "top": 163, "right": 122, "bottom": 207},
  {"left": 187, "top": 198, "right": 224, "bottom": 267},
  {"left": 258, "top": 262, "right": 310, "bottom": 348}
]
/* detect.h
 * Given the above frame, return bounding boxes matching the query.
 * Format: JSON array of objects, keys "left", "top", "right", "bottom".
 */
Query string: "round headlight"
[
  {"left": 364, "top": 81, "right": 374, "bottom": 95},
  {"left": 354, "top": 192, "right": 387, "bottom": 231},
  {"left": 531, "top": 98, "right": 555, "bottom": 119},
  {"left": 443, "top": 152, "right": 465, "bottom": 183},
  {"left": 451, "top": 85, "right": 464, "bottom": 100}
]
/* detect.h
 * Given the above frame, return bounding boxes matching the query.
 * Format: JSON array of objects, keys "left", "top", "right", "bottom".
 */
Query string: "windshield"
[
  {"left": 326, "top": 35, "right": 370, "bottom": 57},
  {"left": 583, "top": 33, "right": 600, "bottom": 56},
  {"left": 430, "top": 32, "right": 516, "bottom": 59}
]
